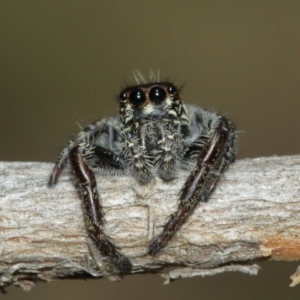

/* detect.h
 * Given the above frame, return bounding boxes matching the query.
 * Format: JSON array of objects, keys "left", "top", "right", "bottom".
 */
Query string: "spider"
[{"left": 48, "top": 73, "right": 236, "bottom": 273}]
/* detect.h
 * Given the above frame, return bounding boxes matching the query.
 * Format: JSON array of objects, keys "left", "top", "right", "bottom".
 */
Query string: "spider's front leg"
[
  {"left": 148, "top": 116, "right": 235, "bottom": 255},
  {"left": 69, "top": 144, "right": 132, "bottom": 273}
]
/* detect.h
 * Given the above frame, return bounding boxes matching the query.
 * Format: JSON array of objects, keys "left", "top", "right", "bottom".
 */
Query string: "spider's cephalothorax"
[
  {"left": 48, "top": 78, "right": 236, "bottom": 273},
  {"left": 118, "top": 82, "right": 190, "bottom": 183}
]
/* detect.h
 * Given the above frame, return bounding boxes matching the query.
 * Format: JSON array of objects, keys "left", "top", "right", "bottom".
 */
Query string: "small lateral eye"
[
  {"left": 167, "top": 84, "right": 177, "bottom": 95},
  {"left": 149, "top": 86, "right": 167, "bottom": 105},
  {"left": 119, "top": 91, "right": 127, "bottom": 101},
  {"left": 129, "top": 88, "right": 146, "bottom": 108}
]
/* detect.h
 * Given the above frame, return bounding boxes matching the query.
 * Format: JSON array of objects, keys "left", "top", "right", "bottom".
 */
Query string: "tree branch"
[{"left": 1, "top": 156, "right": 300, "bottom": 290}]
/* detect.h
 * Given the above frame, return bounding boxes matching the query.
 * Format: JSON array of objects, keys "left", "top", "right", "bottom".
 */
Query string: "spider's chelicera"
[{"left": 48, "top": 75, "right": 236, "bottom": 273}]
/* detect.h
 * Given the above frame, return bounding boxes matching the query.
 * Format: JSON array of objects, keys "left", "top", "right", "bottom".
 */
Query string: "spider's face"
[{"left": 119, "top": 82, "right": 180, "bottom": 123}]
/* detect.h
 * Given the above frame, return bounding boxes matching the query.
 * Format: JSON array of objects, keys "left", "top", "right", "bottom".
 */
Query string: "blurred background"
[{"left": 1, "top": 1, "right": 300, "bottom": 299}]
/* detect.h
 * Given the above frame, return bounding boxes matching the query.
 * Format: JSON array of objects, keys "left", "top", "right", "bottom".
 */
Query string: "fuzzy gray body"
[{"left": 85, "top": 105, "right": 220, "bottom": 180}]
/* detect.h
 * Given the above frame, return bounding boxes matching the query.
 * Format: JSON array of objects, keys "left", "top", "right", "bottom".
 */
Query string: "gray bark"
[{"left": 0, "top": 155, "right": 300, "bottom": 290}]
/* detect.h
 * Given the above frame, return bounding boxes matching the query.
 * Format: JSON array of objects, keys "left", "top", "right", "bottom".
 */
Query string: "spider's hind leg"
[
  {"left": 48, "top": 147, "right": 70, "bottom": 187},
  {"left": 48, "top": 118, "right": 119, "bottom": 187}
]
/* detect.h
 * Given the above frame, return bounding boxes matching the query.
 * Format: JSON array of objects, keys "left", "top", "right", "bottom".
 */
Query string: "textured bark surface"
[{"left": 0, "top": 155, "right": 300, "bottom": 290}]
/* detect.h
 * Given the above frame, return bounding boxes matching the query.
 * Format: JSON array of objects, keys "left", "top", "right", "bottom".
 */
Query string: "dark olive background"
[{"left": 1, "top": 1, "right": 300, "bottom": 299}]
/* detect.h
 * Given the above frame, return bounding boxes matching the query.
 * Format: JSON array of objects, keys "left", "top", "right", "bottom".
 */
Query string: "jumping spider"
[{"left": 48, "top": 75, "right": 236, "bottom": 273}]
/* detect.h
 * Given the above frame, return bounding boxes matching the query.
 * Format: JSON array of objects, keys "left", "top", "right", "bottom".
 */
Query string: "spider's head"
[{"left": 119, "top": 82, "right": 183, "bottom": 124}]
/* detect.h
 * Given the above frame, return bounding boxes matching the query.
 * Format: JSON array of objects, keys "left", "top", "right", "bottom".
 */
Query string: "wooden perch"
[{"left": 1, "top": 155, "right": 300, "bottom": 290}]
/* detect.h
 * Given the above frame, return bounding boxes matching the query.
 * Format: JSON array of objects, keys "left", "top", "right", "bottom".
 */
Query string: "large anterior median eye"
[
  {"left": 129, "top": 88, "right": 146, "bottom": 108},
  {"left": 149, "top": 86, "right": 167, "bottom": 105}
]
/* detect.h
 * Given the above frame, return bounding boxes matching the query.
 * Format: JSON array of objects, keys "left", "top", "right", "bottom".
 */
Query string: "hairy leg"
[
  {"left": 148, "top": 117, "right": 235, "bottom": 255},
  {"left": 70, "top": 144, "right": 131, "bottom": 272}
]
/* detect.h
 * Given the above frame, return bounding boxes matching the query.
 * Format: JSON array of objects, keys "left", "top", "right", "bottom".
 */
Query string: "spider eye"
[
  {"left": 119, "top": 91, "right": 127, "bottom": 101},
  {"left": 129, "top": 88, "right": 146, "bottom": 108},
  {"left": 167, "top": 84, "right": 177, "bottom": 95},
  {"left": 149, "top": 86, "right": 167, "bottom": 105}
]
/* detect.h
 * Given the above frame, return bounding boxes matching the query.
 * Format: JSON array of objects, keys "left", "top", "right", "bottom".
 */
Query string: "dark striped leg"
[
  {"left": 70, "top": 145, "right": 132, "bottom": 272},
  {"left": 48, "top": 119, "right": 111, "bottom": 187},
  {"left": 148, "top": 117, "right": 235, "bottom": 255},
  {"left": 48, "top": 147, "right": 70, "bottom": 187}
]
